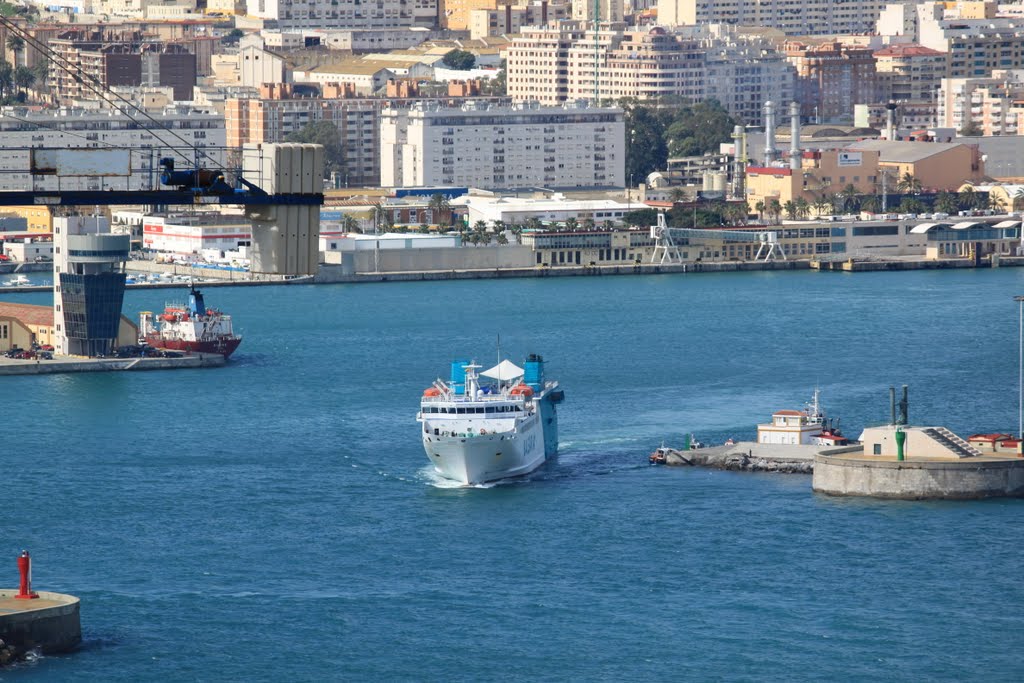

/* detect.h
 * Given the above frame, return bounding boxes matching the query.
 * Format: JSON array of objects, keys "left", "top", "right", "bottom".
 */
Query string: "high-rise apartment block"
[
  {"left": 226, "top": 84, "right": 381, "bottom": 187},
  {"left": 469, "top": 1, "right": 570, "bottom": 40},
  {"left": 785, "top": 41, "right": 879, "bottom": 122},
  {"left": 873, "top": 44, "right": 946, "bottom": 103},
  {"left": 506, "top": 24, "right": 792, "bottom": 126},
  {"left": 657, "top": 0, "right": 886, "bottom": 36},
  {"left": 938, "top": 70, "right": 1024, "bottom": 136},
  {"left": 380, "top": 101, "right": 625, "bottom": 189}
]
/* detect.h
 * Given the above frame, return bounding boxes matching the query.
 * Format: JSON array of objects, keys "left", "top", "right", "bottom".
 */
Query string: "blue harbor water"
[{"left": 3, "top": 269, "right": 1024, "bottom": 681}]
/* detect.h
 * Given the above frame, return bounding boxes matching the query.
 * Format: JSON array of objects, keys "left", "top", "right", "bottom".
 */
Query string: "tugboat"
[{"left": 139, "top": 286, "right": 242, "bottom": 358}]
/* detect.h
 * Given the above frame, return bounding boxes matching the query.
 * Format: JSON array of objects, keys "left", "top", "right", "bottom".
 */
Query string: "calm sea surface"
[{"left": 2, "top": 269, "right": 1024, "bottom": 681}]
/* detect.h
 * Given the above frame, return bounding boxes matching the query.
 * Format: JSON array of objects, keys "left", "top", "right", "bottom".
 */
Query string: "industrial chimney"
[
  {"left": 789, "top": 101, "right": 801, "bottom": 171},
  {"left": 886, "top": 101, "right": 898, "bottom": 141},
  {"left": 764, "top": 100, "right": 777, "bottom": 164},
  {"left": 732, "top": 125, "right": 746, "bottom": 198}
]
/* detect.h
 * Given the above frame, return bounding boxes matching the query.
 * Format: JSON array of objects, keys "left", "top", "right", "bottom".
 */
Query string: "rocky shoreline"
[{"left": 652, "top": 442, "right": 829, "bottom": 474}]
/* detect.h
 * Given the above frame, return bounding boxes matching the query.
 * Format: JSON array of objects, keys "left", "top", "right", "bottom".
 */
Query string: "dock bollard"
[{"left": 15, "top": 550, "right": 39, "bottom": 600}]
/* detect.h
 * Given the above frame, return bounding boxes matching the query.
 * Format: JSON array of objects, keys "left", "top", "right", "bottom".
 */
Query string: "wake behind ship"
[{"left": 418, "top": 355, "right": 565, "bottom": 485}]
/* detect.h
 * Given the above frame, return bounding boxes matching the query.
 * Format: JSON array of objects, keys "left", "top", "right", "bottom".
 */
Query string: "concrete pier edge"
[{"left": 0, "top": 590, "right": 81, "bottom": 664}]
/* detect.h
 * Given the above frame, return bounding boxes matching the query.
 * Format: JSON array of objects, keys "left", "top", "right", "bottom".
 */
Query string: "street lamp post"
[{"left": 1016, "top": 295, "right": 1024, "bottom": 456}]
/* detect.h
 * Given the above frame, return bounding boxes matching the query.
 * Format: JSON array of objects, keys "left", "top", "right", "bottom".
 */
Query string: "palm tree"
[
  {"left": 581, "top": 218, "right": 595, "bottom": 231},
  {"left": 6, "top": 35, "right": 23, "bottom": 69},
  {"left": 959, "top": 185, "right": 981, "bottom": 210},
  {"left": 812, "top": 195, "right": 829, "bottom": 217},
  {"left": 525, "top": 217, "right": 543, "bottom": 232},
  {"left": 492, "top": 219, "right": 506, "bottom": 235},
  {"left": 795, "top": 197, "right": 811, "bottom": 220},
  {"left": 0, "top": 60, "right": 13, "bottom": 100},
  {"left": 860, "top": 195, "right": 880, "bottom": 214},
  {"left": 564, "top": 217, "right": 578, "bottom": 232},
  {"left": 935, "top": 191, "right": 958, "bottom": 215},
  {"left": 783, "top": 200, "right": 798, "bottom": 221},
  {"left": 428, "top": 193, "right": 451, "bottom": 226},
  {"left": 754, "top": 200, "right": 765, "bottom": 221},
  {"left": 987, "top": 193, "right": 1006, "bottom": 213},
  {"left": 840, "top": 184, "right": 860, "bottom": 213},
  {"left": 669, "top": 187, "right": 686, "bottom": 203},
  {"left": 766, "top": 198, "right": 782, "bottom": 224},
  {"left": 1014, "top": 188, "right": 1024, "bottom": 212},
  {"left": 496, "top": 232, "right": 509, "bottom": 245},
  {"left": 896, "top": 172, "right": 922, "bottom": 195}
]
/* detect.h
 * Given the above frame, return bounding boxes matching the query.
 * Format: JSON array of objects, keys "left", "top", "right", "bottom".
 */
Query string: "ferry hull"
[
  {"left": 424, "top": 427, "right": 547, "bottom": 485},
  {"left": 144, "top": 334, "right": 242, "bottom": 359}
]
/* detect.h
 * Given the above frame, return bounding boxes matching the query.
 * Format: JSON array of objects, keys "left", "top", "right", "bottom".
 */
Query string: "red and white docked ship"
[{"left": 139, "top": 286, "right": 242, "bottom": 358}]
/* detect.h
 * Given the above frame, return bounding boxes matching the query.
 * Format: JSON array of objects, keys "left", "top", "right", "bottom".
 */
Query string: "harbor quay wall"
[
  {"left": 812, "top": 454, "right": 1024, "bottom": 499},
  {"left": 0, "top": 354, "right": 225, "bottom": 376},
  {"left": 316, "top": 259, "right": 810, "bottom": 283},
  {"left": 0, "top": 591, "right": 81, "bottom": 659}
]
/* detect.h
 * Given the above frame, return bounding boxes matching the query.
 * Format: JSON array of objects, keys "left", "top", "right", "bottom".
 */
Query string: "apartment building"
[
  {"left": 47, "top": 28, "right": 215, "bottom": 103},
  {"left": 244, "top": 0, "right": 437, "bottom": 29},
  {"left": 469, "top": 0, "right": 570, "bottom": 40},
  {"left": 874, "top": 44, "right": 946, "bottom": 103},
  {"left": 938, "top": 70, "right": 1024, "bottom": 136},
  {"left": 657, "top": 0, "right": 887, "bottom": 36},
  {"left": 571, "top": 0, "right": 623, "bottom": 22},
  {"left": 379, "top": 100, "right": 625, "bottom": 189},
  {"left": 507, "top": 24, "right": 791, "bottom": 125},
  {"left": 785, "top": 41, "right": 879, "bottom": 122},
  {"left": 0, "top": 107, "right": 226, "bottom": 192},
  {"left": 226, "top": 83, "right": 381, "bottom": 186},
  {"left": 878, "top": 2, "right": 1024, "bottom": 78}
]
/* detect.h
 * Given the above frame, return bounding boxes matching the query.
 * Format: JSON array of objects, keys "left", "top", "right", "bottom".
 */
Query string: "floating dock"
[{"left": 0, "top": 352, "right": 225, "bottom": 376}]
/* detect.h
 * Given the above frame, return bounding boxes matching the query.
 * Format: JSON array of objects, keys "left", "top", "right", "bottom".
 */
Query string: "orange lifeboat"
[
  {"left": 509, "top": 383, "right": 534, "bottom": 397},
  {"left": 423, "top": 387, "right": 442, "bottom": 397}
]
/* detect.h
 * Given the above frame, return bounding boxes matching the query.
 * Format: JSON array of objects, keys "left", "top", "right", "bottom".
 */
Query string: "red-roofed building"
[
  {"left": 967, "top": 433, "right": 1021, "bottom": 455},
  {"left": 0, "top": 301, "right": 137, "bottom": 354},
  {"left": 874, "top": 44, "right": 946, "bottom": 104}
]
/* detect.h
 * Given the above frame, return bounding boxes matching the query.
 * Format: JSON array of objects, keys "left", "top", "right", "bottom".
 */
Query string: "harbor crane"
[{"left": 649, "top": 212, "right": 786, "bottom": 264}]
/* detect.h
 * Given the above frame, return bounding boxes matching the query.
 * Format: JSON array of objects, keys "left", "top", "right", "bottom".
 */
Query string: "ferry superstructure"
[{"left": 417, "top": 355, "right": 565, "bottom": 485}]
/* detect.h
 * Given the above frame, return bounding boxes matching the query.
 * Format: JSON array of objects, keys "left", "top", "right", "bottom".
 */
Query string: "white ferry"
[{"left": 417, "top": 355, "right": 565, "bottom": 485}]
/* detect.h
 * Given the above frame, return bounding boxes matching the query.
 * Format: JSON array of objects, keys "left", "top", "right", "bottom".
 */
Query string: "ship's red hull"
[{"left": 145, "top": 334, "right": 242, "bottom": 358}]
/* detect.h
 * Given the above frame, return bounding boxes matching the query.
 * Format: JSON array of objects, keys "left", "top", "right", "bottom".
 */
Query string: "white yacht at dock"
[{"left": 417, "top": 355, "right": 565, "bottom": 485}]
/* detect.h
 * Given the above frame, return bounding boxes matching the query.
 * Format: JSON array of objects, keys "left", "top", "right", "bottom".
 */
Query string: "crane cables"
[{"left": 0, "top": 15, "right": 219, "bottom": 168}]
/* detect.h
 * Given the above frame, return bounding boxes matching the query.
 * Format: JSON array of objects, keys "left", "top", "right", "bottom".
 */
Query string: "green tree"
[
  {"left": 0, "top": 59, "right": 12, "bottom": 100},
  {"left": 525, "top": 217, "right": 543, "bottom": 232},
  {"left": 898, "top": 197, "right": 926, "bottom": 214},
  {"left": 285, "top": 120, "right": 344, "bottom": 175},
  {"left": 221, "top": 28, "right": 245, "bottom": 45},
  {"left": 840, "top": 184, "right": 861, "bottom": 213},
  {"left": 623, "top": 208, "right": 657, "bottom": 227},
  {"left": 418, "top": 223, "right": 430, "bottom": 234},
  {"left": 1014, "top": 188, "right": 1024, "bottom": 212},
  {"left": 30, "top": 56, "right": 48, "bottom": 87},
  {"left": 766, "top": 198, "right": 782, "bottom": 224},
  {"left": 754, "top": 200, "right": 765, "bottom": 221},
  {"left": 896, "top": 172, "right": 922, "bottom": 194},
  {"left": 428, "top": 193, "right": 451, "bottom": 225},
  {"left": 960, "top": 119, "right": 983, "bottom": 137},
  {"left": 794, "top": 197, "right": 811, "bottom": 220},
  {"left": 563, "top": 217, "right": 578, "bottom": 232},
  {"left": 959, "top": 186, "right": 981, "bottom": 210},
  {"left": 664, "top": 99, "right": 738, "bottom": 158},
  {"left": 581, "top": 218, "right": 595, "bottom": 231},
  {"left": 860, "top": 194, "right": 880, "bottom": 213},
  {"left": 13, "top": 65, "right": 33, "bottom": 98},
  {"left": 812, "top": 195, "right": 829, "bottom": 217},
  {"left": 442, "top": 49, "right": 476, "bottom": 71},
  {"left": 935, "top": 191, "right": 959, "bottom": 215},
  {"left": 622, "top": 98, "right": 669, "bottom": 184},
  {"left": 783, "top": 200, "right": 797, "bottom": 221},
  {"left": 496, "top": 232, "right": 509, "bottom": 245},
  {"left": 482, "top": 59, "right": 506, "bottom": 96},
  {"left": 6, "top": 34, "right": 23, "bottom": 68},
  {"left": 987, "top": 193, "right": 1006, "bottom": 213},
  {"left": 342, "top": 215, "right": 360, "bottom": 233}
]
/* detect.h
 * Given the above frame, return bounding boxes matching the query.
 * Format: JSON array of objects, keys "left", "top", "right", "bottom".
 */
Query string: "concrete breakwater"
[
  {"left": 654, "top": 442, "right": 846, "bottom": 474},
  {"left": 812, "top": 453, "right": 1024, "bottom": 499},
  {"left": 0, "top": 591, "right": 81, "bottom": 664}
]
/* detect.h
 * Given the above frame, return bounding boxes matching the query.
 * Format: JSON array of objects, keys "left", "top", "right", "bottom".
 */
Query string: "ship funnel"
[
  {"left": 524, "top": 353, "right": 544, "bottom": 391},
  {"left": 764, "top": 101, "right": 777, "bottom": 163},
  {"left": 789, "top": 101, "right": 801, "bottom": 171}
]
